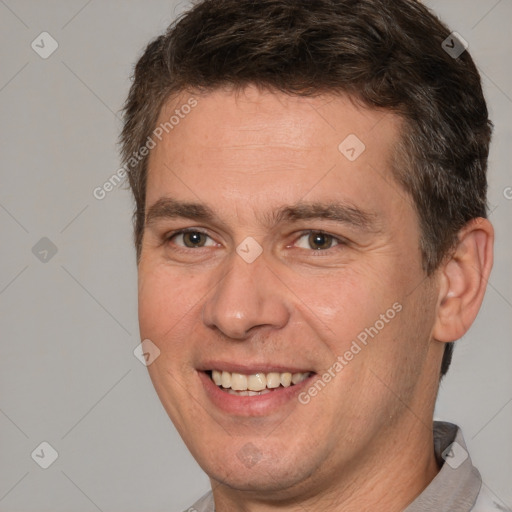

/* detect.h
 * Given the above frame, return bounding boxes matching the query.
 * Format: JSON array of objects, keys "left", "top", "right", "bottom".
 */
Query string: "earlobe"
[{"left": 432, "top": 218, "right": 494, "bottom": 343}]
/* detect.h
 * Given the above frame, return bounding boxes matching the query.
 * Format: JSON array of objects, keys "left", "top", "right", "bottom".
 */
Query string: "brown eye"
[
  {"left": 309, "top": 232, "right": 334, "bottom": 250},
  {"left": 168, "top": 230, "right": 215, "bottom": 249},
  {"left": 181, "top": 231, "right": 208, "bottom": 248},
  {"left": 295, "top": 231, "right": 344, "bottom": 251}
]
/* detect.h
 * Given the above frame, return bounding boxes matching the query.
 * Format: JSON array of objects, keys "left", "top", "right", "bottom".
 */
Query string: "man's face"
[{"left": 138, "top": 87, "right": 441, "bottom": 496}]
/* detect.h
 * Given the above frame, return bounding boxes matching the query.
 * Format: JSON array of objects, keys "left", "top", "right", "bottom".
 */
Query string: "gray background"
[{"left": 0, "top": 1, "right": 510, "bottom": 510}]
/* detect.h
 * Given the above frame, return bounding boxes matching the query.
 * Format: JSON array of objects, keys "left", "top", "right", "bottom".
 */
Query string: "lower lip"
[{"left": 198, "top": 371, "right": 315, "bottom": 416}]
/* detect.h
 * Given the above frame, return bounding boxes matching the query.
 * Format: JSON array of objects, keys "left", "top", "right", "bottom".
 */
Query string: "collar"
[{"left": 404, "top": 421, "right": 482, "bottom": 511}]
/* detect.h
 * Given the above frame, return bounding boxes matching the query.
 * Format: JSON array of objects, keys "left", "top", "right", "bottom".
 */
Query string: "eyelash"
[{"left": 164, "top": 228, "right": 347, "bottom": 252}]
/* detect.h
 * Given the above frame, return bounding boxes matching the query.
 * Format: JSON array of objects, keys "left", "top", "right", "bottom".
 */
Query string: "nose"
[{"left": 201, "top": 250, "right": 291, "bottom": 340}]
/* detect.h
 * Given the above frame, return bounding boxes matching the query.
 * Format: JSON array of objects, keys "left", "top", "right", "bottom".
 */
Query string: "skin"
[{"left": 138, "top": 86, "right": 494, "bottom": 511}]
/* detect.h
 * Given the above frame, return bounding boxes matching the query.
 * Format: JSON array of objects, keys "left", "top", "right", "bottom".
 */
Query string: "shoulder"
[
  {"left": 182, "top": 490, "right": 215, "bottom": 512},
  {"left": 471, "top": 485, "right": 511, "bottom": 512}
]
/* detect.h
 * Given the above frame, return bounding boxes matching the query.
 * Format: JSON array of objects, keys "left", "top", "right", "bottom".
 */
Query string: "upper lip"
[{"left": 197, "top": 361, "right": 314, "bottom": 374}]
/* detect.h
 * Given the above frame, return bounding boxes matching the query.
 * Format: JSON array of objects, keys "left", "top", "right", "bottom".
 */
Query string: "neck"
[{"left": 212, "top": 415, "right": 440, "bottom": 512}]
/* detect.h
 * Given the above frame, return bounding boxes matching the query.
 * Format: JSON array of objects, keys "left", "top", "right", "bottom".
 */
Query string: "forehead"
[
  {"left": 152, "top": 86, "right": 400, "bottom": 155},
  {"left": 145, "top": 86, "right": 407, "bottom": 224}
]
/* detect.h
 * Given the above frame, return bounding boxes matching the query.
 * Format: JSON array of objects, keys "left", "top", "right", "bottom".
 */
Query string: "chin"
[{"left": 197, "top": 441, "right": 315, "bottom": 495}]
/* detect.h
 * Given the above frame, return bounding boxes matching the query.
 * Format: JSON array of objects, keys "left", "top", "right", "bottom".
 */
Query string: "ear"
[{"left": 432, "top": 218, "right": 494, "bottom": 343}]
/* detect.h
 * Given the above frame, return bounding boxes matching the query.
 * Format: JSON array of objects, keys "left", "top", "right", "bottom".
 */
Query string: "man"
[{"left": 120, "top": 0, "right": 500, "bottom": 510}]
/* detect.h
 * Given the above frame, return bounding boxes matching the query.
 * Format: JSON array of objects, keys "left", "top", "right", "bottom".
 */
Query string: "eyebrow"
[{"left": 145, "top": 197, "right": 379, "bottom": 232}]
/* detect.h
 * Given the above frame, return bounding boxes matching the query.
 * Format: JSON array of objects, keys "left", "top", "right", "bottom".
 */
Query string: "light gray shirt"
[{"left": 184, "top": 421, "right": 505, "bottom": 512}]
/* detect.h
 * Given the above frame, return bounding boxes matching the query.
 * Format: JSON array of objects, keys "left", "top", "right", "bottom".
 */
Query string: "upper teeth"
[{"left": 211, "top": 370, "right": 310, "bottom": 391}]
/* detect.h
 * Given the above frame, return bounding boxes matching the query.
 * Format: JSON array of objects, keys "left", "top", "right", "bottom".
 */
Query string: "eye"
[
  {"left": 167, "top": 229, "right": 217, "bottom": 249},
  {"left": 294, "top": 231, "right": 344, "bottom": 251}
]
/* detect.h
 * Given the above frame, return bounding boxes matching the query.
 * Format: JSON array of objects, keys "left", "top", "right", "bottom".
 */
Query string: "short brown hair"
[{"left": 120, "top": 0, "right": 492, "bottom": 376}]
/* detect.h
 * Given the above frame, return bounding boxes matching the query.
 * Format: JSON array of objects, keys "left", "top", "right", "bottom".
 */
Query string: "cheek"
[
  {"left": 137, "top": 263, "right": 191, "bottom": 339},
  {"left": 138, "top": 270, "right": 166, "bottom": 337},
  {"left": 137, "top": 263, "right": 215, "bottom": 372},
  {"left": 289, "top": 265, "right": 398, "bottom": 343}
]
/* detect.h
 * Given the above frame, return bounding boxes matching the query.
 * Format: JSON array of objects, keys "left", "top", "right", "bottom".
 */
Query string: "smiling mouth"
[{"left": 207, "top": 370, "right": 313, "bottom": 396}]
